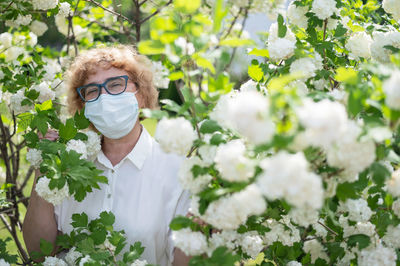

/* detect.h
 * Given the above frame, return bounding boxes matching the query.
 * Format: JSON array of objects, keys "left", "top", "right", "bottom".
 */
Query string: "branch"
[
  {"left": 139, "top": 0, "right": 173, "bottom": 24},
  {"left": 221, "top": 8, "right": 242, "bottom": 40},
  {"left": 86, "top": 0, "right": 136, "bottom": 25},
  {"left": 0, "top": 214, "right": 29, "bottom": 262},
  {"left": 318, "top": 221, "right": 338, "bottom": 236},
  {"left": 1, "top": 1, "right": 14, "bottom": 13}
]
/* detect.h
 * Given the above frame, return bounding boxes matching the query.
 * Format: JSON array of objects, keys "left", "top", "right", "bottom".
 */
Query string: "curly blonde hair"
[{"left": 65, "top": 45, "right": 159, "bottom": 115}]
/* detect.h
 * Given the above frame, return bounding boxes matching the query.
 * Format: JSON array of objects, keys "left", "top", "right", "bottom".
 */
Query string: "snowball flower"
[
  {"left": 383, "top": 70, "right": 400, "bottom": 110},
  {"left": 66, "top": 139, "right": 88, "bottom": 159},
  {"left": 339, "top": 199, "right": 373, "bottom": 222},
  {"left": 311, "top": 0, "right": 337, "bottom": 20},
  {"left": 30, "top": 20, "right": 48, "bottom": 36},
  {"left": 257, "top": 151, "right": 324, "bottom": 209},
  {"left": 358, "top": 243, "right": 397, "bottom": 266},
  {"left": 387, "top": 169, "right": 400, "bottom": 197},
  {"left": 214, "top": 140, "right": 255, "bottom": 182},
  {"left": 287, "top": 261, "right": 302, "bottom": 266},
  {"left": 64, "top": 247, "right": 82, "bottom": 266},
  {"left": 178, "top": 156, "right": 212, "bottom": 194},
  {"left": 85, "top": 131, "right": 101, "bottom": 161},
  {"left": 287, "top": 1, "right": 309, "bottom": 29},
  {"left": 383, "top": 0, "right": 400, "bottom": 21},
  {"left": 10, "top": 89, "right": 31, "bottom": 114},
  {"left": 267, "top": 23, "right": 297, "bottom": 61},
  {"left": 31, "top": 81, "right": 56, "bottom": 103},
  {"left": 59, "top": 2, "right": 72, "bottom": 17},
  {"left": 35, "top": 176, "right": 69, "bottom": 205},
  {"left": 290, "top": 53, "right": 323, "bottom": 80},
  {"left": 239, "top": 79, "right": 268, "bottom": 94},
  {"left": 175, "top": 37, "right": 195, "bottom": 55},
  {"left": 392, "top": 198, "right": 400, "bottom": 217},
  {"left": 4, "top": 46, "right": 25, "bottom": 62},
  {"left": 263, "top": 218, "right": 301, "bottom": 246},
  {"left": 26, "top": 148, "right": 43, "bottom": 168},
  {"left": 345, "top": 32, "right": 372, "bottom": 59},
  {"left": 296, "top": 99, "right": 348, "bottom": 148},
  {"left": 0, "top": 32, "right": 12, "bottom": 48},
  {"left": 155, "top": 117, "right": 196, "bottom": 156},
  {"left": 32, "top": 0, "right": 59, "bottom": 10},
  {"left": 383, "top": 225, "right": 400, "bottom": 249},
  {"left": 239, "top": 232, "right": 264, "bottom": 258},
  {"left": 78, "top": 255, "right": 94, "bottom": 266},
  {"left": 151, "top": 61, "right": 170, "bottom": 88},
  {"left": 303, "top": 239, "right": 329, "bottom": 263},
  {"left": 172, "top": 228, "right": 207, "bottom": 256},
  {"left": 289, "top": 207, "right": 319, "bottom": 227},
  {"left": 371, "top": 31, "right": 400, "bottom": 63},
  {"left": 0, "top": 259, "right": 10, "bottom": 266},
  {"left": 43, "top": 256, "right": 67, "bottom": 266},
  {"left": 130, "top": 260, "right": 148, "bottom": 266}
]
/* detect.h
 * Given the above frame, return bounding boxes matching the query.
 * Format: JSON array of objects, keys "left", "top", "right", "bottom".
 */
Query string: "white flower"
[
  {"left": 35, "top": 176, "right": 69, "bottom": 205},
  {"left": 339, "top": 199, "right": 373, "bottom": 222},
  {"left": 228, "top": 91, "right": 275, "bottom": 144},
  {"left": 0, "top": 259, "right": 10, "bottom": 266},
  {"left": 287, "top": 1, "right": 309, "bottom": 29},
  {"left": 239, "top": 79, "right": 267, "bottom": 94},
  {"left": 287, "top": 261, "right": 302, "bottom": 266},
  {"left": 358, "top": 243, "right": 397, "bottom": 266},
  {"left": 263, "top": 218, "right": 301, "bottom": 246},
  {"left": 198, "top": 144, "right": 217, "bottom": 166},
  {"left": 383, "top": 70, "right": 400, "bottom": 110},
  {"left": 303, "top": 239, "right": 329, "bottom": 263},
  {"left": 387, "top": 169, "right": 400, "bottom": 197},
  {"left": 31, "top": 81, "right": 55, "bottom": 103},
  {"left": 26, "top": 149, "right": 42, "bottom": 168},
  {"left": 296, "top": 99, "right": 348, "bottom": 148},
  {"left": 290, "top": 53, "right": 323, "bottom": 80},
  {"left": 155, "top": 117, "right": 196, "bottom": 156},
  {"left": 130, "top": 260, "right": 148, "bottom": 266},
  {"left": 85, "top": 131, "right": 101, "bottom": 161},
  {"left": 339, "top": 215, "right": 376, "bottom": 238},
  {"left": 5, "top": 14, "right": 32, "bottom": 28},
  {"left": 30, "top": 20, "right": 48, "bottom": 36},
  {"left": 172, "top": 228, "right": 207, "bottom": 256},
  {"left": 392, "top": 198, "right": 400, "bottom": 217},
  {"left": 214, "top": 140, "right": 255, "bottom": 182},
  {"left": 289, "top": 207, "right": 319, "bottom": 227},
  {"left": 383, "top": 0, "right": 400, "bottom": 21},
  {"left": 4, "top": 46, "right": 25, "bottom": 62},
  {"left": 64, "top": 247, "right": 82, "bottom": 266},
  {"left": 175, "top": 37, "right": 195, "bottom": 55},
  {"left": 28, "top": 32, "right": 38, "bottom": 47},
  {"left": 59, "top": 2, "right": 72, "bottom": 17},
  {"left": 267, "top": 23, "right": 297, "bottom": 61},
  {"left": 151, "top": 61, "right": 169, "bottom": 88},
  {"left": 42, "top": 58, "right": 62, "bottom": 81},
  {"left": 311, "top": 0, "right": 337, "bottom": 20},
  {"left": 194, "top": 184, "right": 266, "bottom": 230},
  {"left": 326, "top": 121, "right": 376, "bottom": 182},
  {"left": 0, "top": 32, "right": 12, "bottom": 48},
  {"left": 32, "top": 0, "right": 59, "bottom": 10},
  {"left": 371, "top": 31, "right": 400, "bottom": 63},
  {"left": 10, "top": 89, "right": 31, "bottom": 114},
  {"left": 345, "top": 32, "right": 372, "bottom": 59},
  {"left": 238, "top": 231, "right": 264, "bottom": 259},
  {"left": 66, "top": 139, "right": 88, "bottom": 159},
  {"left": 257, "top": 151, "right": 324, "bottom": 209},
  {"left": 78, "top": 255, "right": 94, "bottom": 266},
  {"left": 43, "top": 256, "right": 67, "bottom": 266},
  {"left": 178, "top": 156, "right": 212, "bottom": 194},
  {"left": 207, "top": 230, "right": 239, "bottom": 256},
  {"left": 313, "top": 220, "right": 328, "bottom": 238},
  {"left": 383, "top": 225, "right": 400, "bottom": 249}
]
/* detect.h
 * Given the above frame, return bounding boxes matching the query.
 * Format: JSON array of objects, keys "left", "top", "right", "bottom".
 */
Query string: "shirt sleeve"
[{"left": 166, "top": 188, "right": 191, "bottom": 264}]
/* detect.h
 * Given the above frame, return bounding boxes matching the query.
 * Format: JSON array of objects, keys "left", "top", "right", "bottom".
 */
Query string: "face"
[{"left": 82, "top": 67, "right": 143, "bottom": 106}]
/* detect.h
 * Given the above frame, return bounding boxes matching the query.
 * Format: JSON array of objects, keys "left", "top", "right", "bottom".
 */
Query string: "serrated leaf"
[
  {"left": 248, "top": 64, "right": 264, "bottom": 82},
  {"left": 277, "top": 14, "right": 287, "bottom": 38},
  {"left": 39, "top": 239, "right": 53, "bottom": 256}
]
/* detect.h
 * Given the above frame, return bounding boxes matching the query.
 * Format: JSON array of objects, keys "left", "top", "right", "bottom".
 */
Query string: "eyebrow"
[{"left": 84, "top": 75, "right": 126, "bottom": 86}]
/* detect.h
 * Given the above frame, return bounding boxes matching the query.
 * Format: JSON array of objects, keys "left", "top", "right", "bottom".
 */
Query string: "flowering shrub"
[{"left": 1, "top": 0, "right": 400, "bottom": 265}]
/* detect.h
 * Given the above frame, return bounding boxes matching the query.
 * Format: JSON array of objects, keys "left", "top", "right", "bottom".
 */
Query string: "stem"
[
  {"left": 1, "top": 1, "right": 14, "bottom": 13},
  {"left": 86, "top": 0, "right": 135, "bottom": 25},
  {"left": 318, "top": 221, "right": 338, "bottom": 236}
]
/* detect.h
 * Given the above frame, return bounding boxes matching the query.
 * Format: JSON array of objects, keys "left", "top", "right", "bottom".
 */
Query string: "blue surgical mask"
[{"left": 84, "top": 92, "right": 139, "bottom": 139}]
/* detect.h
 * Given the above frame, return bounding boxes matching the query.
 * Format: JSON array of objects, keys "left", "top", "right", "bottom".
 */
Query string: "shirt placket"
[{"left": 103, "top": 167, "right": 117, "bottom": 211}]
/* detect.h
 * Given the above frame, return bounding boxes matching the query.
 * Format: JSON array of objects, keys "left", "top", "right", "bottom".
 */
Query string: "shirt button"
[
  {"left": 107, "top": 193, "right": 111, "bottom": 198},
  {"left": 111, "top": 169, "right": 115, "bottom": 174}
]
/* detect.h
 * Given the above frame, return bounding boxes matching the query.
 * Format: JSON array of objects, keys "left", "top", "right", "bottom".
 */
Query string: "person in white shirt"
[{"left": 23, "top": 45, "right": 192, "bottom": 265}]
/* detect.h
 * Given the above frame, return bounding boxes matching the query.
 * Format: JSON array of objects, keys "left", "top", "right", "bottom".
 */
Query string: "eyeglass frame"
[{"left": 76, "top": 75, "right": 136, "bottom": 102}]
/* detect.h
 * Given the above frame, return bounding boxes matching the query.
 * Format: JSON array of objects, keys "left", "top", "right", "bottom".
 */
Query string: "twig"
[
  {"left": 318, "top": 221, "right": 338, "bottom": 236},
  {"left": 86, "top": 0, "right": 136, "bottom": 25},
  {"left": 140, "top": 0, "right": 172, "bottom": 24},
  {"left": 1, "top": 1, "right": 14, "bottom": 13},
  {"left": 221, "top": 8, "right": 242, "bottom": 40}
]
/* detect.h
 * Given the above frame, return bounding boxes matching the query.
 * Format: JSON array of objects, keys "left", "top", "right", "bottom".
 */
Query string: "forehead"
[{"left": 85, "top": 67, "right": 128, "bottom": 85}]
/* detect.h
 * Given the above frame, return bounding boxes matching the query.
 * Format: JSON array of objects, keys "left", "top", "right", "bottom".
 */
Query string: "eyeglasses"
[{"left": 76, "top": 75, "right": 131, "bottom": 102}]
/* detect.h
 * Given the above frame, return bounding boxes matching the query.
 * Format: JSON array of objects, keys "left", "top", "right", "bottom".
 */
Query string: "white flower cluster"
[
  {"left": 257, "top": 151, "right": 324, "bottom": 209},
  {"left": 85, "top": 131, "right": 101, "bottom": 161},
  {"left": 78, "top": 255, "right": 94, "bottom": 266},
  {"left": 287, "top": 1, "right": 309, "bottom": 29},
  {"left": 214, "top": 140, "right": 254, "bottom": 182},
  {"left": 267, "top": 23, "right": 297, "bottom": 62},
  {"left": 66, "top": 139, "right": 88, "bottom": 159},
  {"left": 155, "top": 117, "right": 196, "bottom": 156},
  {"left": 345, "top": 32, "right": 373, "bottom": 59},
  {"left": 42, "top": 58, "right": 62, "bottom": 81},
  {"left": 290, "top": 52, "right": 323, "bottom": 80},
  {"left": 383, "top": 0, "right": 400, "bottom": 21},
  {"left": 383, "top": 70, "right": 400, "bottom": 110},
  {"left": 10, "top": 89, "right": 31, "bottom": 114},
  {"left": 151, "top": 61, "right": 170, "bottom": 88},
  {"left": 263, "top": 217, "right": 301, "bottom": 246},
  {"left": 238, "top": 231, "right": 264, "bottom": 258},
  {"left": 31, "top": 81, "right": 56, "bottom": 103},
  {"left": 303, "top": 239, "right": 329, "bottom": 263},
  {"left": 130, "top": 260, "right": 148, "bottom": 266},
  {"left": 392, "top": 198, "right": 400, "bottom": 217},
  {"left": 358, "top": 243, "right": 397, "bottom": 266},
  {"left": 387, "top": 169, "right": 400, "bottom": 197},
  {"left": 338, "top": 199, "right": 373, "bottom": 222},
  {"left": 43, "top": 256, "right": 67, "bottom": 266},
  {"left": 175, "top": 37, "right": 195, "bottom": 55},
  {"left": 59, "top": 2, "right": 72, "bottom": 17},
  {"left": 239, "top": 79, "right": 268, "bottom": 94},
  {"left": 26, "top": 148, "right": 43, "bottom": 169},
  {"left": 383, "top": 225, "right": 400, "bottom": 249},
  {"left": 64, "top": 247, "right": 82, "bottom": 266},
  {"left": 311, "top": 0, "right": 337, "bottom": 20},
  {"left": 191, "top": 185, "right": 266, "bottom": 230},
  {"left": 371, "top": 31, "right": 400, "bottom": 63},
  {"left": 35, "top": 176, "right": 69, "bottom": 205},
  {"left": 207, "top": 230, "right": 239, "bottom": 256},
  {"left": 289, "top": 207, "right": 319, "bottom": 227},
  {"left": 32, "top": 0, "right": 59, "bottom": 10},
  {"left": 172, "top": 228, "right": 208, "bottom": 256},
  {"left": 339, "top": 215, "right": 376, "bottom": 238},
  {"left": 5, "top": 14, "right": 32, "bottom": 28},
  {"left": 0, "top": 32, "right": 12, "bottom": 48},
  {"left": 179, "top": 156, "right": 212, "bottom": 194},
  {"left": 0, "top": 259, "right": 10, "bottom": 266},
  {"left": 30, "top": 20, "right": 48, "bottom": 36}
]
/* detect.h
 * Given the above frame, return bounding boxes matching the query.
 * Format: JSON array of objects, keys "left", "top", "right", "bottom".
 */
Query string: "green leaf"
[
  {"left": 194, "top": 56, "right": 216, "bottom": 74},
  {"left": 35, "top": 100, "right": 53, "bottom": 112},
  {"left": 334, "top": 24, "right": 347, "bottom": 37},
  {"left": 174, "top": 0, "right": 201, "bottom": 14},
  {"left": 277, "top": 14, "right": 287, "bottom": 38},
  {"left": 199, "top": 120, "right": 222, "bottom": 134},
  {"left": 39, "top": 239, "right": 53, "bottom": 256},
  {"left": 335, "top": 67, "right": 358, "bottom": 85},
  {"left": 348, "top": 90, "right": 363, "bottom": 116},
  {"left": 219, "top": 38, "right": 255, "bottom": 47},
  {"left": 336, "top": 182, "right": 358, "bottom": 201},
  {"left": 138, "top": 40, "right": 165, "bottom": 55},
  {"left": 248, "top": 48, "right": 269, "bottom": 57},
  {"left": 31, "top": 115, "right": 48, "bottom": 136},
  {"left": 170, "top": 216, "right": 192, "bottom": 230},
  {"left": 71, "top": 213, "right": 89, "bottom": 228},
  {"left": 74, "top": 109, "right": 90, "bottom": 130},
  {"left": 99, "top": 211, "right": 115, "bottom": 226},
  {"left": 17, "top": 113, "right": 34, "bottom": 132},
  {"left": 248, "top": 64, "right": 264, "bottom": 82},
  {"left": 370, "top": 162, "right": 390, "bottom": 186},
  {"left": 347, "top": 234, "right": 370, "bottom": 250},
  {"left": 59, "top": 118, "right": 78, "bottom": 141},
  {"left": 169, "top": 71, "right": 184, "bottom": 81},
  {"left": 213, "top": 0, "right": 228, "bottom": 32}
]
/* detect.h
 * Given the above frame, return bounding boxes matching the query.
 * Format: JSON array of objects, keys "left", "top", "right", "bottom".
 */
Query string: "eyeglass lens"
[{"left": 82, "top": 76, "right": 127, "bottom": 101}]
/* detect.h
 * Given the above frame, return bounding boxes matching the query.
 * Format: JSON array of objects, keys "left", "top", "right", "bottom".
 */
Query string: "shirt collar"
[{"left": 96, "top": 126, "right": 153, "bottom": 170}]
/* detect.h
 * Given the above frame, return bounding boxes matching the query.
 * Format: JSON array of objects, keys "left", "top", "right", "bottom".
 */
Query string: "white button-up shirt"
[{"left": 54, "top": 127, "right": 191, "bottom": 265}]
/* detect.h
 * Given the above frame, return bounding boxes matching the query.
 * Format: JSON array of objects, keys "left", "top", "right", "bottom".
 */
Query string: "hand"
[
  {"left": 186, "top": 212, "right": 220, "bottom": 235},
  {"left": 38, "top": 129, "right": 59, "bottom": 141}
]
